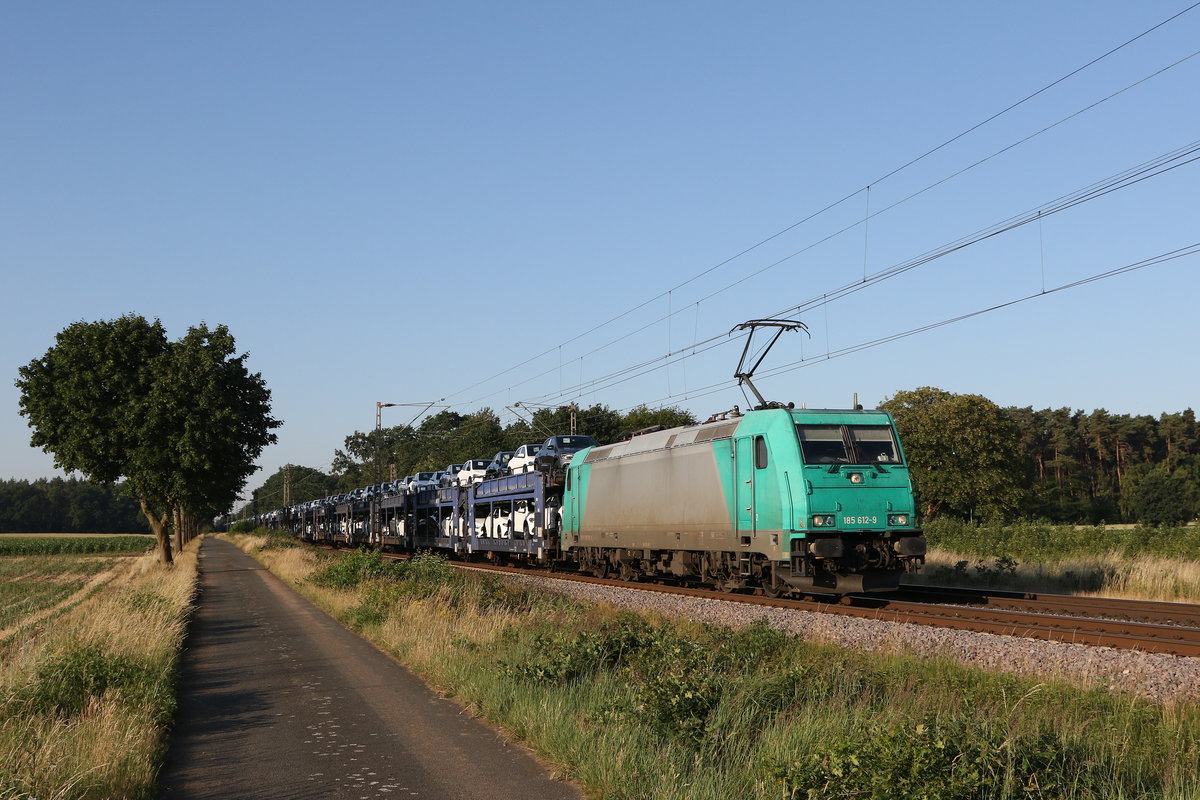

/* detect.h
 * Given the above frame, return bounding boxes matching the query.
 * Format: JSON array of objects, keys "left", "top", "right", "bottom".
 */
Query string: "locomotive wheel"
[{"left": 759, "top": 566, "right": 785, "bottom": 598}]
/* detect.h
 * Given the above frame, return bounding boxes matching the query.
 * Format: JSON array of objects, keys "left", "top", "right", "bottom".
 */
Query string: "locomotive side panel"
[{"left": 573, "top": 440, "right": 736, "bottom": 552}]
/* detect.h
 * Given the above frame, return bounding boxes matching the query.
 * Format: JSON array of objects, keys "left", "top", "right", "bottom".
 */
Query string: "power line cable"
[
  {"left": 623, "top": 242, "right": 1200, "bottom": 411},
  {"left": 455, "top": 51, "right": 1200, "bottom": 414},
  {"left": 440, "top": 3, "right": 1199, "bottom": 405},
  {"left": 507, "top": 139, "right": 1200, "bottom": 411}
]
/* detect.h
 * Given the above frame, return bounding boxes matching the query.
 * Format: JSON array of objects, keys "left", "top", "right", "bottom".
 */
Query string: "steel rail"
[{"left": 889, "top": 584, "right": 1200, "bottom": 627}]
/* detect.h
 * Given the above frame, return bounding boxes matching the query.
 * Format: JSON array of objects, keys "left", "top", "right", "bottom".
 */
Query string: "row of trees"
[
  {"left": 16, "top": 315, "right": 280, "bottom": 563},
  {"left": 241, "top": 403, "right": 696, "bottom": 515},
  {"left": 328, "top": 403, "right": 697, "bottom": 491},
  {"left": 0, "top": 478, "right": 147, "bottom": 534},
  {"left": 882, "top": 387, "right": 1199, "bottom": 525}
]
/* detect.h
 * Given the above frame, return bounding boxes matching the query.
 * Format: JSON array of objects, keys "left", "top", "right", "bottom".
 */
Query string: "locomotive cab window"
[
  {"left": 796, "top": 424, "right": 901, "bottom": 465},
  {"left": 796, "top": 425, "right": 849, "bottom": 464},
  {"left": 849, "top": 425, "right": 899, "bottom": 463},
  {"left": 754, "top": 435, "right": 769, "bottom": 469}
]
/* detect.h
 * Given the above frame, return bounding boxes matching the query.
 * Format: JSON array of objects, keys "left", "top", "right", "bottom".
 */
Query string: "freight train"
[{"left": 253, "top": 406, "right": 926, "bottom": 593}]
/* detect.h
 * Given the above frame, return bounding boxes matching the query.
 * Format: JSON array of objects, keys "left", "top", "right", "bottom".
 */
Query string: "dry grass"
[
  {"left": 0, "top": 539, "right": 198, "bottom": 800},
  {"left": 913, "top": 547, "right": 1200, "bottom": 602},
  {"left": 0, "top": 560, "right": 131, "bottom": 641},
  {"left": 224, "top": 533, "right": 320, "bottom": 584}
]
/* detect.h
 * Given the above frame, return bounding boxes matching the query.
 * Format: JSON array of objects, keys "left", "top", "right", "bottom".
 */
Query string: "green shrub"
[
  {"left": 626, "top": 619, "right": 793, "bottom": 745},
  {"left": 310, "top": 548, "right": 409, "bottom": 589},
  {"left": 258, "top": 529, "right": 298, "bottom": 550},
  {"left": 771, "top": 718, "right": 1129, "bottom": 800},
  {"left": 8, "top": 643, "right": 172, "bottom": 723},
  {"left": 343, "top": 602, "right": 389, "bottom": 630},
  {"left": 506, "top": 613, "right": 658, "bottom": 682}
]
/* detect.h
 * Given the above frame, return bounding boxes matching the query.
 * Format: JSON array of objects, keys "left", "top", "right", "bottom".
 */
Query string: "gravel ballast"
[{"left": 500, "top": 571, "right": 1200, "bottom": 703}]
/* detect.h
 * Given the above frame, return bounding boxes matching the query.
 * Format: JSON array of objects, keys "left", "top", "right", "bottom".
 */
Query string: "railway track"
[
  {"left": 314, "top": 543, "right": 1200, "bottom": 658},
  {"left": 890, "top": 584, "right": 1200, "bottom": 627}
]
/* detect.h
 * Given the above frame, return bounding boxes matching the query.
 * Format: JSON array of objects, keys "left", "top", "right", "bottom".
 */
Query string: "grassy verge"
[
  {"left": 226, "top": 532, "right": 1200, "bottom": 800},
  {"left": 0, "top": 539, "right": 199, "bottom": 799},
  {"left": 915, "top": 520, "right": 1200, "bottom": 601}
]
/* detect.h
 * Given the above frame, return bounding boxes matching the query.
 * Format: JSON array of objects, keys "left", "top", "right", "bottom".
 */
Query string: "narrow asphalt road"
[{"left": 160, "top": 538, "right": 582, "bottom": 800}]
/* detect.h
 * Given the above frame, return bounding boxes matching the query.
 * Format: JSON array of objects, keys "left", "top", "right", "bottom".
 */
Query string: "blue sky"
[{"left": 3, "top": 1, "right": 1198, "bottom": 489}]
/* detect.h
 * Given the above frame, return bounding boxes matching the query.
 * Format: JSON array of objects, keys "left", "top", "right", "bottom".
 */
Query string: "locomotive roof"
[{"left": 583, "top": 407, "right": 895, "bottom": 463}]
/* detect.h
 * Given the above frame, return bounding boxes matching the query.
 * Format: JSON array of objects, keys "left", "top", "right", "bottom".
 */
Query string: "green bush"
[
  {"left": 258, "top": 529, "right": 298, "bottom": 550},
  {"left": 628, "top": 619, "right": 793, "bottom": 745},
  {"left": 771, "top": 718, "right": 1127, "bottom": 800},
  {"left": 8, "top": 643, "right": 172, "bottom": 723},
  {"left": 507, "top": 613, "right": 658, "bottom": 682},
  {"left": 310, "top": 548, "right": 409, "bottom": 589}
]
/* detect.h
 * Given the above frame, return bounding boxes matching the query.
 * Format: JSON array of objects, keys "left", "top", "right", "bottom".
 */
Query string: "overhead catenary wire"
[
  {"left": 457, "top": 51, "right": 1200, "bottom": 417},
  {"left": 620, "top": 242, "right": 1200, "bottom": 412},
  {"left": 507, "top": 139, "right": 1200, "bottom": 413},
  {"left": 439, "top": 3, "right": 1199, "bottom": 408}
]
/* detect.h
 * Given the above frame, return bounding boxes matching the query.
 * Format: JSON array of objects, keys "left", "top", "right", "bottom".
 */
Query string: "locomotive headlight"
[
  {"left": 812, "top": 515, "right": 835, "bottom": 527},
  {"left": 849, "top": 473, "right": 864, "bottom": 484},
  {"left": 888, "top": 514, "right": 909, "bottom": 526}
]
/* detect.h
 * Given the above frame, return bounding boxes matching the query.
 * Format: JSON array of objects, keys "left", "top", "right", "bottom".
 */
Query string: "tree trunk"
[
  {"left": 174, "top": 506, "right": 184, "bottom": 554},
  {"left": 139, "top": 498, "right": 174, "bottom": 566}
]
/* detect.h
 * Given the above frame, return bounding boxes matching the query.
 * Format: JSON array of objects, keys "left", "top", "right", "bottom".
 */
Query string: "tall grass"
[
  {"left": 228, "top": 535, "right": 1200, "bottom": 800},
  {"left": 918, "top": 520, "right": 1200, "bottom": 601},
  {"left": 0, "top": 540, "right": 198, "bottom": 799}
]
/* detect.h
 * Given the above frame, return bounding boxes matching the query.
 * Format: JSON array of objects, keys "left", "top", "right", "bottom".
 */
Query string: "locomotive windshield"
[{"left": 796, "top": 424, "right": 901, "bottom": 465}]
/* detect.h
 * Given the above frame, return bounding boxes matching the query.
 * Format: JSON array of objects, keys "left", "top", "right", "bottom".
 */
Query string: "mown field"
[
  {"left": 0, "top": 556, "right": 121, "bottom": 635},
  {"left": 0, "top": 535, "right": 197, "bottom": 800},
  {"left": 227, "top": 531, "right": 1200, "bottom": 800},
  {"left": 913, "top": 520, "right": 1200, "bottom": 601}
]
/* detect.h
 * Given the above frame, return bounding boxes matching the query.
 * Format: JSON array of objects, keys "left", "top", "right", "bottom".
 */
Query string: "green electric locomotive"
[{"left": 560, "top": 407, "right": 925, "bottom": 593}]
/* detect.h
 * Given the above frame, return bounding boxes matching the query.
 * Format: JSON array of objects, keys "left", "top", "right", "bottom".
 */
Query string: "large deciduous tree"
[
  {"left": 16, "top": 315, "right": 280, "bottom": 564},
  {"left": 880, "top": 386, "right": 1026, "bottom": 521}
]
